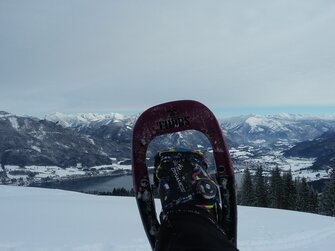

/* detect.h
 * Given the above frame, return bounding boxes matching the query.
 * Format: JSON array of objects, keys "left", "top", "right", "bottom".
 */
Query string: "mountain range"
[
  {"left": 0, "top": 111, "right": 128, "bottom": 168},
  {"left": 1, "top": 110, "right": 335, "bottom": 170}
]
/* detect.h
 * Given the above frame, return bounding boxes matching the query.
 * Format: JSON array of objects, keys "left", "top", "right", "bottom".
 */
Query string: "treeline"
[
  {"left": 85, "top": 188, "right": 135, "bottom": 197},
  {"left": 238, "top": 166, "right": 335, "bottom": 217}
]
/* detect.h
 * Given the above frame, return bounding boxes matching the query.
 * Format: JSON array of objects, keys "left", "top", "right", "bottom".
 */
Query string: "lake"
[{"left": 32, "top": 172, "right": 244, "bottom": 193}]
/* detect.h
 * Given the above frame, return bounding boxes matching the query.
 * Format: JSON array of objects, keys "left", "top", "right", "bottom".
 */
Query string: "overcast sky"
[{"left": 1, "top": 0, "right": 335, "bottom": 118}]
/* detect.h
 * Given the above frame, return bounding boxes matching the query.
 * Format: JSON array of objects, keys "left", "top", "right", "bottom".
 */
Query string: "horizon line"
[{"left": 2, "top": 104, "right": 335, "bottom": 119}]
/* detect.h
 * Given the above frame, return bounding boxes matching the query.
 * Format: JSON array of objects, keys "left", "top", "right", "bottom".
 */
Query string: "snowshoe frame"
[{"left": 132, "top": 100, "right": 237, "bottom": 249}]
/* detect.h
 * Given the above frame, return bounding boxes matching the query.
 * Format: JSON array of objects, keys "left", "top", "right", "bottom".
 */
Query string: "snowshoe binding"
[{"left": 153, "top": 148, "right": 220, "bottom": 220}]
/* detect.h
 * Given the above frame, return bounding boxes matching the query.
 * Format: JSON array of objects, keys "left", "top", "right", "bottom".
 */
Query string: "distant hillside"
[
  {"left": 46, "top": 112, "right": 135, "bottom": 144},
  {"left": 284, "top": 131, "right": 335, "bottom": 170},
  {"left": 220, "top": 113, "right": 335, "bottom": 147},
  {"left": 46, "top": 112, "right": 215, "bottom": 163},
  {"left": 0, "top": 111, "right": 128, "bottom": 168}
]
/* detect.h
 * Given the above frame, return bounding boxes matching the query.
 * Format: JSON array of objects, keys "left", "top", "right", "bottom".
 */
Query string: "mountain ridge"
[
  {"left": 0, "top": 112, "right": 129, "bottom": 168},
  {"left": 1, "top": 110, "right": 335, "bottom": 171},
  {"left": 284, "top": 130, "right": 335, "bottom": 170}
]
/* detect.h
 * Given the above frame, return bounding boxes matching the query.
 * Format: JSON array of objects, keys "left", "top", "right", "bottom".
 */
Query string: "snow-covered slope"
[{"left": 1, "top": 186, "right": 334, "bottom": 251}]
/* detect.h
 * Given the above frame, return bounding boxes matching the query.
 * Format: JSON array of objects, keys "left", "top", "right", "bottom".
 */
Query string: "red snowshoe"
[{"left": 132, "top": 100, "right": 237, "bottom": 250}]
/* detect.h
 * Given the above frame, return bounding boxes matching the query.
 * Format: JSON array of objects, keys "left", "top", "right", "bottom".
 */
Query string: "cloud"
[{"left": 1, "top": 0, "right": 335, "bottom": 116}]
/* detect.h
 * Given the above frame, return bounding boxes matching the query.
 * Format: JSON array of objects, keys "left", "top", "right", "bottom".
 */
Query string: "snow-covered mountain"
[
  {"left": 47, "top": 112, "right": 335, "bottom": 149},
  {"left": 46, "top": 112, "right": 136, "bottom": 144},
  {"left": 46, "top": 112, "right": 133, "bottom": 129},
  {"left": 45, "top": 112, "right": 214, "bottom": 161},
  {"left": 1, "top": 110, "right": 335, "bottom": 186},
  {"left": 220, "top": 113, "right": 335, "bottom": 147},
  {"left": 218, "top": 114, "right": 335, "bottom": 175},
  {"left": 0, "top": 111, "right": 129, "bottom": 168},
  {"left": 46, "top": 111, "right": 335, "bottom": 148},
  {"left": 1, "top": 185, "right": 334, "bottom": 251}
]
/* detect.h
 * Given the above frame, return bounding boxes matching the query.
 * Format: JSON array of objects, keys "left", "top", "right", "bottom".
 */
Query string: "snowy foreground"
[{"left": 1, "top": 186, "right": 335, "bottom": 251}]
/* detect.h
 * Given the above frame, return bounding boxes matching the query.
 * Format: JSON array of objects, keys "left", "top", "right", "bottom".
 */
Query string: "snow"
[
  {"left": 230, "top": 148, "right": 254, "bottom": 159},
  {"left": 251, "top": 139, "right": 267, "bottom": 144},
  {"left": 88, "top": 137, "right": 95, "bottom": 145},
  {"left": 238, "top": 206, "right": 335, "bottom": 251},
  {"left": 8, "top": 117, "right": 19, "bottom": 130},
  {"left": 31, "top": 145, "right": 41, "bottom": 153},
  {"left": 45, "top": 112, "right": 128, "bottom": 128},
  {"left": 3, "top": 164, "right": 132, "bottom": 185},
  {"left": 1, "top": 185, "right": 335, "bottom": 251},
  {"left": 246, "top": 116, "right": 266, "bottom": 132},
  {"left": 246, "top": 115, "right": 290, "bottom": 133},
  {"left": 230, "top": 145, "right": 319, "bottom": 179},
  {"left": 0, "top": 185, "right": 145, "bottom": 251},
  {"left": 5, "top": 165, "right": 86, "bottom": 181}
]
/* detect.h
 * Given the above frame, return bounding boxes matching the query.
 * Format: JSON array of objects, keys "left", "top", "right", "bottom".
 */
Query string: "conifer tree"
[
  {"left": 320, "top": 169, "right": 335, "bottom": 216},
  {"left": 296, "top": 178, "right": 310, "bottom": 212},
  {"left": 269, "top": 167, "right": 283, "bottom": 208},
  {"left": 282, "top": 170, "right": 296, "bottom": 210},
  {"left": 308, "top": 189, "right": 319, "bottom": 214},
  {"left": 254, "top": 165, "right": 268, "bottom": 207},
  {"left": 240, "top": 167, "right": 254, "bottom": 206}
]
